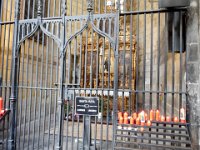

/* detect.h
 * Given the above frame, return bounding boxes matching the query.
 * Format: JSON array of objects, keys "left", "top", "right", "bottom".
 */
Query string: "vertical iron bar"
[
  {"left": 100, "top": 37, "right": 105, "bottom": 150},
  {"left": 47, "top": 23, "right": 55, "bottom": 149},
  {"left": 8, "top": 0, "right": 20, "bottom": 149},
  {"left": 156, "top": 12, "right": 161, "bottom": 109},
  {"left": 57, "top": 1, "right": 66, "bottom": 148},
  {"left": 4, "top": 0, "right": 14, "bottom": 148},
  {"left": 27, "top": 36, "right": 35, "bottom": 149},
  {"left": 53, "top": 27, "right": 60, "bottom": 148},
  {"left": 135, "top": 0, "right": 140, "bottom": 112},
  {"left": 142, "top": 0, "right": 147, "bottom": 110},
  {"left": 179, "top": 11, "right": 183, "bottom": 115},
  {"left": 22, "top": 26, "right": 30, "bottom": 150},
  {"left": 164, "top": 13, "right": 168, "bottom": 117},
  {"left": 42, "top": 25, "right": 49, "bottom": 149},
  {"left": 128, "top": 1, "right": 133, "bottom": 114},
  {"left": 32, "top": 31, "right": 40, "bottom": 149},
  {"left": 112, "top": 9, "right": 119, "bottom": 150},
  {"left": 37, "top": 28, "right": 45, "bottom": 150},
  {"left": 122, "top": 13, "right": 126, "bottom": 112},
  {"left": 0, "top": 0, "right": 9, "bottom": 115},
  {"left": 172, "top": 12, "right": 175, "bottom": 119},
  {"left": 150, "top": 1, "right": 154, "bottom": 110},
  {"left": 18, "top": 41, "right": 25, "bottom": 150},
  {"left": 94, "top": 21, "right": 100, "bottom": 149}
]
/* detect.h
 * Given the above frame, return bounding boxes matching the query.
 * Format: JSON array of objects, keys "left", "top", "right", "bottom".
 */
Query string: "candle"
[
  {"left": 145, "top": 113, "right": 148, "bottom": 121},
  {"left": 124, "top": 112, "right": 128, "bottom": 118},
  {"left": 147, "top": 120, "right": 151, "bottom": 126},
  {"left": 180, "top": 108, "right": 186, "bottom": 123},
  {"left": 119, "top": 117, "right": 123, "bottom": 124},
  {"left": 0, "top": 97, "right": 3, "bottom": 112},
  {"left": 136, "top": 117, "right": 140, "bottom": 125},
  {"left": 150, "top": 110, "right": 155, "bottom": 121},
  {"left": 0, "top": 110, "right": 5, "bottom": 116},
  {"left": 174, "top": 117, "right": 178, "bottom": 123},
  {"left": 156, "top": 110, "right": 160, "bottom": 121},
  {"left": 118, "top": 112, "right": 122, "bottom": 119},
  {"left": 132, "top": 112, "right": 137, "bottom": 120},
  {"left": 140, "top": 111, "right": 145, "bottom": 121},
  {"left": 130, "top": 117, "right": 134, "bottom": 125},
  {"left": 124, "top": 117, "right": 128, "bottom": 124},
  {"left": 161, "top": 115, "right": 165, "bottom": 122},
  {"left": 166, "top": 116, "right": 171, "bottom": 122}
]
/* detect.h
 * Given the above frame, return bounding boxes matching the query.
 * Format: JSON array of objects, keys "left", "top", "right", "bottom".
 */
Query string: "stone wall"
[{"left": 186, "top": 0, "right": 200, "bottom": 149}]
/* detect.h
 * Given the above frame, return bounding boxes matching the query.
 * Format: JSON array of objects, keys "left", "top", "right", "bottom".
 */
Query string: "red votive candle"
[
  {"left": 0, "top": 110, "right": 5, "bottom": 116},
  {"left": 166, "top": 116, "right": 171, "bottom": 122},
  {"left": 156, "top": 110, "right": 160, "bottom": 121},
  {"left": 147, "top": 120, "right": 152, "bottom": 126},
  {"left": 174, "top": 117, "right": 178, "bottom": 123},
  {"left": 132, "top": 112, "right": 137, "bottom": 120},
  {"left": 0, "top": 97, "right": 3, "bottom": 112},
  {"left": 161, "top": 115, "right": 165, "bottom": 122}
]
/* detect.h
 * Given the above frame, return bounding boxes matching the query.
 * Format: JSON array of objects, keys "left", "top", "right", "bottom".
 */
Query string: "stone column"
[{"left": 186, "top": 0, "right": 200, "bottom": 149}]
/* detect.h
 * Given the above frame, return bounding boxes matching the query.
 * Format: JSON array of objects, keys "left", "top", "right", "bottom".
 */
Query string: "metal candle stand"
[{"left": 114, "top": 121, "right": 192, "bottom": 150}]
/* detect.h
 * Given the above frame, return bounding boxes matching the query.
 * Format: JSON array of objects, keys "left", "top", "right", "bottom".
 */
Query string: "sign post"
[{"left": 75, "top": 97, "right": 99, "bottom": 150}]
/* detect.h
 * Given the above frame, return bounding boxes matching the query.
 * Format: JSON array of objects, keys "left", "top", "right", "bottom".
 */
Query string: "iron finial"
[
  {"left": 37, "top": 0, "right": 43, "bottom": 17},
  {"left": 87, "top": 0, "right": 93, "bottom": 12}
]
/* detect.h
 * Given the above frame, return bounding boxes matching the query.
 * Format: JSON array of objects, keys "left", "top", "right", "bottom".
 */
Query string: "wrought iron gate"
[{"left": 0, "top": 0, "right": 190, "bottom": 150}]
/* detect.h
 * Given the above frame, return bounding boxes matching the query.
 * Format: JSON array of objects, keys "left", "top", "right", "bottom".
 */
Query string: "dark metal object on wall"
[
  {"left": 167, "top": 11, "right": 186, "bottom": 52},
  {"left": 159, "top": 0, "right": 190, "bottom": 8}
]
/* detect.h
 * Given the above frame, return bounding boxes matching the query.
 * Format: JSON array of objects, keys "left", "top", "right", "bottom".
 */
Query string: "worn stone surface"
[
  {"left": 187, "top": 43, "right": 199, "bottom": 62},
  {"left": 186, "top": 0, "right": 200, "bottom": 149}
]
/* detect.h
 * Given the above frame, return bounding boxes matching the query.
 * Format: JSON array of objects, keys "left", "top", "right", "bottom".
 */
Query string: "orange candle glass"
[
  {"left": 124, "top": 117, "right": 128, "bottom": 124},
  {"left": 145, "top": 113, "right": 148, "bottom": 121},
  {"left": 124, "top": 112, "right": 128, "bottom": 118},
  {"left": 130, "top": 117, "right": 134, "bottom": 125},
  {"left": 173, "top": 117, "right": 178, "bottom": 123},
  {"left": 0, "top": 97, "right": 3, "bottom": 112},
  {"left": 132, "top": 112, "right": 137, "bottom": 120},
  {"left": 156, "top": 110, "right": 160, "bottom": 121},
  {"left": 150, "top": 110, "right": 155, "bottom": 121},
  {"left": 161, "top": 115, "right": 165, "bottom": 122},
  {"left": 136, "top": 117, "right": 140, "bottom": 125},
  {"left": 118, "top": 112, "right": 122, "bottom": 119},
  {"left": 119, "top": 117, "right": 123, "bottom": 124}
]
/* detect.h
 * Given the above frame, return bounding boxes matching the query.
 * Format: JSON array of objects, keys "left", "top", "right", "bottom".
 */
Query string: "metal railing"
[{"left": 0, "top": 0, "right": 188, "bottom": 150}]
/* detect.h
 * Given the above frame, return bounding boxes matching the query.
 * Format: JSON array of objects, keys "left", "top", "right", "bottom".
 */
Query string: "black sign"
[{"left": 75, "top": 97, "right": 99, "bottom": 116}]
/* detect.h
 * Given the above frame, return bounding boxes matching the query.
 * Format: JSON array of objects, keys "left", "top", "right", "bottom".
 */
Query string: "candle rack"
[{"left": 115, "top": 121, "right": 192, "bottom": 150}]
